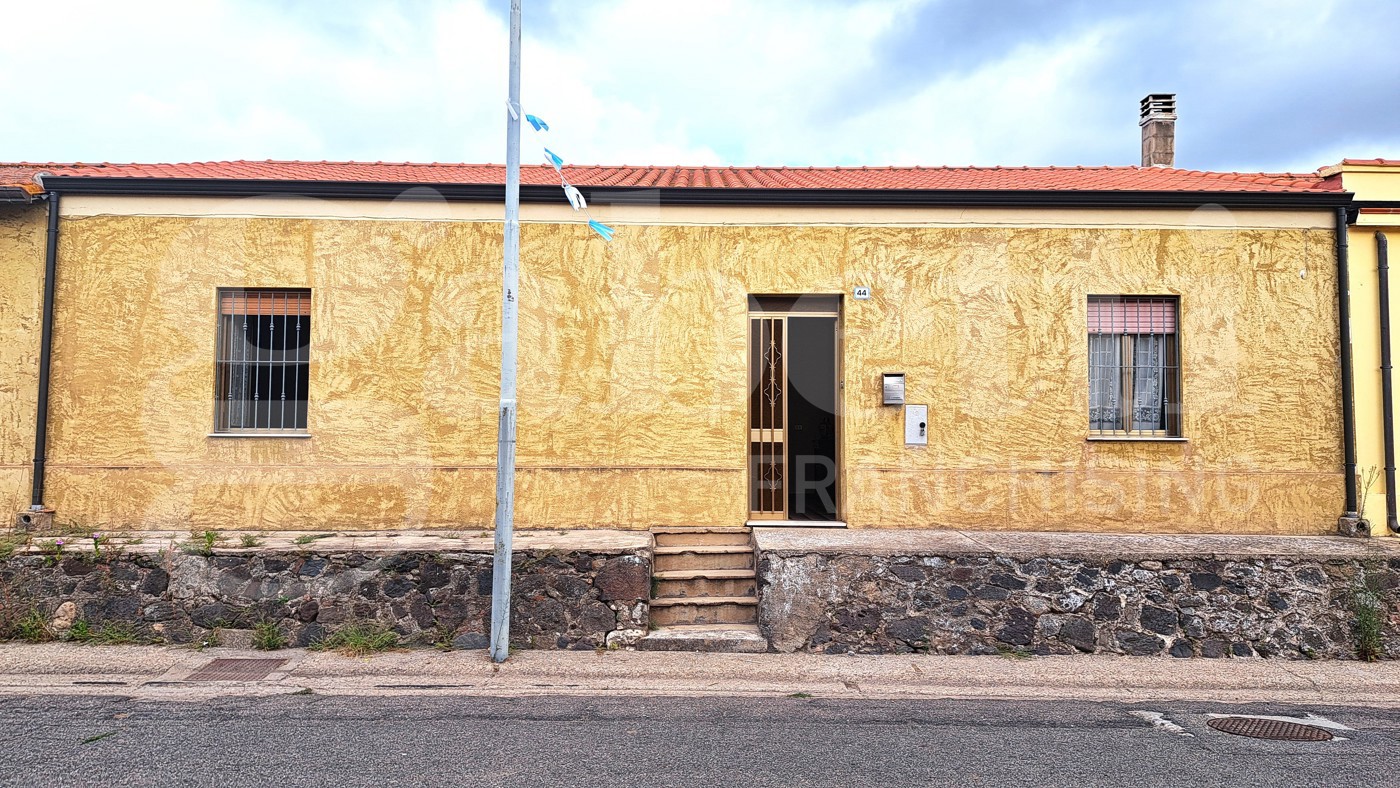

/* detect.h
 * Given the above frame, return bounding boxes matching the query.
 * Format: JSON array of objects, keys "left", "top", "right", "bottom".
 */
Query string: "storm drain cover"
[
  {"left": 186, "top": 658, "right": 287, "bottom": 682},
  {"left": 1207, "top": 717, "right": 1333, "bottom": 742}
]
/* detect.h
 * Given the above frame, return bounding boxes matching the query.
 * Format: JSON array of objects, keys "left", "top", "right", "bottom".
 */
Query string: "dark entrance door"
[{"left": 786, "top": 316, "right": 838, "bottom": 520}]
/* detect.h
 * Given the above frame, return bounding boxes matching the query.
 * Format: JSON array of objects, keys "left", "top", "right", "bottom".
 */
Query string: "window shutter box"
[{"left": 1087, "top": 299, "right": 1176, "bottom": 334}]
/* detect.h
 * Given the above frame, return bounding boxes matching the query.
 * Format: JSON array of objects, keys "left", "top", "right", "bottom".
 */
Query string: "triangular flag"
[
  {"left": 526, "top": 114, "right": 549, "bottom": 132},
  {"left": 505, "top": 101, "right": 520, "bottom": 121},
  {"left": 544, "top": 148, "right": 564, "bottom": 171},
  {"left": 587, "top": 220, "right": 614, "bottom": 241},
  {"left": 563, "top": 184, "right": 586, "bottom": 211}
]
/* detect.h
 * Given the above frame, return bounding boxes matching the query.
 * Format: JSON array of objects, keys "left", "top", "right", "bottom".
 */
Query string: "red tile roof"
[
  {"left": 0, "top": 160, "right": 1344, "bottom": 194},
  {"left": 0, "top": 165, "right": 46, "bottom": 196}
]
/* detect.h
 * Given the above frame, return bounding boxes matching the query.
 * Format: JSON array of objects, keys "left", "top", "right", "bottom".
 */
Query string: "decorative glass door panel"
[{"left": 749, "top": 316, "right": 786, "bottom": 518}]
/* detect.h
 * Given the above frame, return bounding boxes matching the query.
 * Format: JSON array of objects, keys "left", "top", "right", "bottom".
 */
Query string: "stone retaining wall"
[
  {"left": 0, "top": 534, "right": 651, "bottom": 650},
  {"left": 756, "top": 530, "right": 1400, "bottom": 659}
]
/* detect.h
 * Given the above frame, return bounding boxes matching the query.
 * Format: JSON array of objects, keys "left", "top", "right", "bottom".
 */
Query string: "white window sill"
[
  {"left": 1086, "top": 435, "right": 1187, "bottom": 443},
  {"left": 208, "top": 432, "right": 312, "bottom": 439}
]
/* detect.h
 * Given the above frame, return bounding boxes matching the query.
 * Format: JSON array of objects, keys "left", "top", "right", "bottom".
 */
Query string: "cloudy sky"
[{"left": 3, "top": 0, "right": 1397, "bottom": 174}]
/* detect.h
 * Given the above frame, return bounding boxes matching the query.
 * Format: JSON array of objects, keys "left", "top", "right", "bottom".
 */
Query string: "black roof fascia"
[{"left": 41, "top": 176, "right": 1355, "bottom": 210}]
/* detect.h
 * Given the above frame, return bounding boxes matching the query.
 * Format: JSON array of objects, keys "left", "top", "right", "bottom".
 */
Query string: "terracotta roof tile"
[
  {"left": 0, "top": 160, "right": 1345, "bottom": 194},
  {"left": 0, "top": 165, "right": 46, "bottom": 196}
]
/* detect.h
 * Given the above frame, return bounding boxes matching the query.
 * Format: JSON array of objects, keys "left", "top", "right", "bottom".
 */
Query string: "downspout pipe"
[
  {"left": 1337, "top": 206, "right": 1359, "bottom": 521},
  {"left": 1379, "top": 231, "right": 1400, "bottom": 534},
  {"left": 29, "top": 189, "right": 59, "bottom": 510}
]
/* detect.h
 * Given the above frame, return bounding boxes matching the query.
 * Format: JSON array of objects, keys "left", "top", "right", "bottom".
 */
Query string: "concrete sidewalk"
[{"left": 1, "top": 643, "right": 1397, "bottom": 706}]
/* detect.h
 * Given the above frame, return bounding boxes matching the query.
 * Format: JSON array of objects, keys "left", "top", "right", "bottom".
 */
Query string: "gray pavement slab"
[{"left": 1, "top": 643, "right": 1397, "bottom": 707}]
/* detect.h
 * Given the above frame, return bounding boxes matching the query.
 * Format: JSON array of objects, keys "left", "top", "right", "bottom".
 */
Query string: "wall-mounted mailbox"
[
  {"left": 905, "top": 404, "right": 928, "bottom": 445},
  {"left": 882, "top": 373, "right": 905, "bottom": 405}
]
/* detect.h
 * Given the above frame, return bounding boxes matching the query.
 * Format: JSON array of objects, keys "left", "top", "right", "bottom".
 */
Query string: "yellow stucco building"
[
  {"left": 0, "top": 160, "right": 1360, "bottom": 534},
  {"left": 1332, "top": 159, "right": 1400, "bottom": 537}
]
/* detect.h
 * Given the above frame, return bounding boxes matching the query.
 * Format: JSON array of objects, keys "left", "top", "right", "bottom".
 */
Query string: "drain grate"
[
  {"left": 1207, "top": 717, "right": 1333, "bottom": 742},
  {"left": 186, "top": 658, "right": 287, "bottom": 682}
]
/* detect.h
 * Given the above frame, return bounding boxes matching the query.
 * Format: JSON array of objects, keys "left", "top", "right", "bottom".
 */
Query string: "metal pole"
[{"left": 490, "top": 0, "right": 523, "bottom": 664}]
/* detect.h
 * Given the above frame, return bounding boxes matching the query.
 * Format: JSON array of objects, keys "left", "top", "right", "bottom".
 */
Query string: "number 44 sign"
[{"left": 853, "top": 286, "right": 872, "bottom": 300}]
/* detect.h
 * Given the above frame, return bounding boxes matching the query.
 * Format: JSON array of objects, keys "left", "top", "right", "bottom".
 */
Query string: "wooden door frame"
[{"left": 746, "top": 295, "right": 844, "bottom": 523}]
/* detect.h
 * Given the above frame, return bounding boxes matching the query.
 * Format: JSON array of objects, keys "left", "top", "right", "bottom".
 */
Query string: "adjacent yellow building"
[
  {"left": 0, "top": 161, "right": 1360, "bottom": 534},
  {"left": 1331, "top": 159, "right": 1400, "bottom": 537}
]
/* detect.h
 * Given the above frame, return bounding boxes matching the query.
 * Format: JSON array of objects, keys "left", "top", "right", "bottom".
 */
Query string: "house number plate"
[{"left": 853, "top": 286, "right": 872, "bottom": 300}]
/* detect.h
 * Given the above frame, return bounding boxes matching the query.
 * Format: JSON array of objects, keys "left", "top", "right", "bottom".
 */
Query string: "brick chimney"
[{"left": 1139, "top": 93, "right": 1176, "bottom": 168}]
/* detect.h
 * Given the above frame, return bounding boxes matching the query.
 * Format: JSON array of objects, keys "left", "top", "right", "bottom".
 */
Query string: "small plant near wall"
[
  {"left": 310, "top": 621, "right": 398, "bottom": 657},
  {"left": 37, "top": 539, "right": 65, "bottom": 566},
  {"left": 240, "top": 534, "right": 264, "bottom": 549},
  {"left": 11, "top": 610, "right": 54, "bottom": 643},
  {"left": 66, "top": 619, "right": 145, "bottom": 646},
  {"left": 92, "top": 622, "right": 141, "bottom": 646},
  {"left": 252, "top": 621, "right": 287, "bottom": 651},
  {"left": 68, "top": 620, "right": 93, "bottom": 642},
  {"left": 1357, "top": 465, "right": 1382, "bottom": 532},
  {"left": 1352, "top": 563, "right": 1387, "bottom": 662},
  {"left": 180, "top": 530, "right": 223, "bottom": 557},
  {"left": 84, "top": 533, "right": 121, "bottom": 563}
]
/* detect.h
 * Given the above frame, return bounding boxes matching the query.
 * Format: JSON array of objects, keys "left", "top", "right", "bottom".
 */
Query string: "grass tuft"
[
  {"left": 252, "top": 621, "right": 288, "bottom": 651},
  {"left": 180, "top": 530, "right": 222, "bottom": 557},
  {"left": 68, "top": 620, "right": 141, "bottom": 645},
  {"left": 1349, "top": 571, "right": 1383, "bottom": 663},
  {"left": 310, "top": 621, "right": 398, "bottom": 657}
]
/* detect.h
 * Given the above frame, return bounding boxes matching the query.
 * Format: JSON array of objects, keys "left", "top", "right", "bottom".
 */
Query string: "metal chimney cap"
[{"left": 1140, "top": 93, "right": 1177, "bottom": 123}]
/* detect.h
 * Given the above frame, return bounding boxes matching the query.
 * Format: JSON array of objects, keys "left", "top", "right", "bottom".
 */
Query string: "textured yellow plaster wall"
[
  {"left": 0, "top": 205, "right": 45, "bottom": 517},
  {"left": 38, "top": 212, "right": 1341, "bottom": 533},
  {"left": 1343, "top": 162, "right": 1400, "bottom": 536}
]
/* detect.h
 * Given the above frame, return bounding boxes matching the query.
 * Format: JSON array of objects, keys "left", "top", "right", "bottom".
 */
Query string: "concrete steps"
[
  {"left": 643, "top": 526, "right": 764, "bottom": 650},
  {"left": 650, "top": 596, "right": 757, "bottom": 626},
  {"left": 653, "top": 569, "right": 756, "bottom": 598},
  {"left": 637, "top": 624, "right": 768, "bottom": 653},
  {"left": 654, "top": 545, "right": 754, "bottom": 572}
]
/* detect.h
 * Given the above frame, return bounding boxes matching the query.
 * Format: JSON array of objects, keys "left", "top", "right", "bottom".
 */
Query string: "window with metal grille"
[
  {"left": 215, "top": 288, "right": 310, "bottom": 433},
  {"left": 1087, "top": 295, "right": 1181, "bottom": 437}
]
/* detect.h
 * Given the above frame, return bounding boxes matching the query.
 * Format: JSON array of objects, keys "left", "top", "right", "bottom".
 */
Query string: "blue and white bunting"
[
  {"left": 563, "top": 184, "right": 586, "bottom": 212},
  {"left": 521, "top": 113, "right": 615, "bottom": 242},
  {"left": 587, "top": 220, "right": 615, "bottom": 241}
]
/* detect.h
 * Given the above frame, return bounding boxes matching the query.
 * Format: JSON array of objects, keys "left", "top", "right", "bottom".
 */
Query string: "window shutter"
[{"left": 1087, "top": 299, "right": 1176, "bottom": 334}]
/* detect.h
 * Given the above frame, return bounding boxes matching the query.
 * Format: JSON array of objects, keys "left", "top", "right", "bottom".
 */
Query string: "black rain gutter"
[
  {"left": 0, "top": 187, "right": 36, "bottom": 203},
  {"left": 1338, "top": 206, "right": 1359, "bottom": 521},
  {"left": 39, "top": 176, "right": 1355, "bottom": 210},
  {"left": 1379, "top": 231, "right": 1400, "bottom": 533},
  {"left": 30, "top": 188, "right": 59, "bottom": 510}
]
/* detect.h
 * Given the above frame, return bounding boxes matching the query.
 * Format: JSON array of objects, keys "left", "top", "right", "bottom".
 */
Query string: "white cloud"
[
  {"left": 0, "top": 0, "right": 923, "bottom": 166},
  {"left": 0, "top": 0, "right": 1395, "bottom": 172}
]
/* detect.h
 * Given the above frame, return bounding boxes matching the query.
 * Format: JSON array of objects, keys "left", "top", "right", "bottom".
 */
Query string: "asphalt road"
[{"left": 1, "top": 694, "right": 1397, "bottom": 787}]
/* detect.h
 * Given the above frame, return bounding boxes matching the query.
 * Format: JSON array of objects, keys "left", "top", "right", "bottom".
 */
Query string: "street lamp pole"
[{"left": 489, "top": 0, "right": 523, "bottom": 664}]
